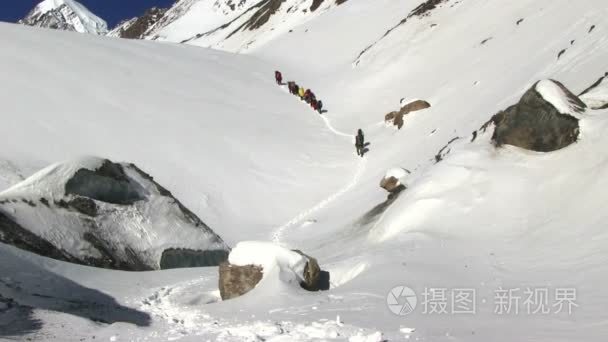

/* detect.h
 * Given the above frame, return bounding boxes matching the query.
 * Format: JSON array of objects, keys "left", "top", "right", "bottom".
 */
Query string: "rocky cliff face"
[
  {"left": 19, "top": 0, "right": 108, "bottom": 35},
  {"left": 108, "top": 7, "right": 168, "bottom": 39}
]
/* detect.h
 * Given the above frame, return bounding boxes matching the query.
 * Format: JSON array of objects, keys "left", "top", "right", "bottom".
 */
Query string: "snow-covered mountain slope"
[
  {"left": 2, "top": 0, "right": 608, "bottom": 340},
  {"left": 178, "top": 0, "right": 348, "bottom": 51},
  {"left": 107, "top": 0, "right": 350, "bottom": 52},
  {"left": 0, "top": 22, "right": 351, "bottom": 246},
  {"left": 108, "top": 0, "right": 257, "bottom": 41},
  {"left": 0, "top": 157, "right": 230, "bottom": 270},
  {"left": 19, "top": 0, "right": 108, "bottom": 35}
]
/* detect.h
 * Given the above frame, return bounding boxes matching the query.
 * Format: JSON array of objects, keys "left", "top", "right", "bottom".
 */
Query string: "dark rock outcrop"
[
  {"left": 310, "top": 0, "right": 325, "bottom": 11},
  {"left": 435, "top": 137, "right": 461, "bottom": 163},
  {"left": 65, "top": 160, "right": 145, "bottom": 205},
  {"left": 112, "top": 7, "right": 168, "bottom": 39},
  {"left": 67, "top": 197, "right": 98, "bottom": 217},
  {"left": 160, "top": 248, "right": 230, "bottom": 269},
  {"left": 292, "top": 250, "right": 322, "bottom": 291},
  {"left": 490, "top": 80, "right": 584, "bottom": 152}
]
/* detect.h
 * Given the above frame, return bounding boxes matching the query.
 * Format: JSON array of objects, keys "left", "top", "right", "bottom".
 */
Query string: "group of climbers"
[
  {"left": 288, "top": 81, "right": 324, "bottom": 113},
  {"left": 275, "top": 71, "right": 365, "bottom": 157},
  {"left": 275, "top": 71, "right": 324, "bottom": 114}
]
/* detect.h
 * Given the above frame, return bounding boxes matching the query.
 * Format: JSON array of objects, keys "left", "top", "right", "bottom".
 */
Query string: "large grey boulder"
[{"left": 490, "top": 80, "right": 585, "bottom": 152}]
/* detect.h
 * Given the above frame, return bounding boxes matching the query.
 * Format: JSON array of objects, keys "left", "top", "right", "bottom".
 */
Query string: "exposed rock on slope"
[
  {"left": 0, "top": 157, "right": 229, "bottom": 271},
  {"left": 19, "top": 0, "right": 108, "bottom": 35},
  {"left": 385, "top": 100, "right": 431, "bottom": 129},
  {"left": 489, "top": 80, "right": 585, "bottom": 152},
  {"left": 380, "top": 168, "right": 409, "bottom": 196},
  {"left": 580, "top": 72, "right": 608, "bottom": 110},
  {"left": 108, "top": 7, "right": 168, "bottom": 39}
]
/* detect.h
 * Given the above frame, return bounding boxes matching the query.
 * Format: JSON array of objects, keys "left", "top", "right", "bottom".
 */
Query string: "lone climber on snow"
[
  {"left": 275, "top": 70, "right": 283, "bottom": 85},
  {"left": 355, "top": 129, "right": 365, "bottom": 157}
]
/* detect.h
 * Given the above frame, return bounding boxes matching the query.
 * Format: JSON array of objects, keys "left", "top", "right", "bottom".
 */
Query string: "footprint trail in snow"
[{"left": 271, "top": 96, "right": 367, "bottom": 244}]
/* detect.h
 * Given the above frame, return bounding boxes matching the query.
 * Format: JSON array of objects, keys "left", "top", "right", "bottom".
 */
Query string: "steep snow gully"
[{"left": 272, "top": 84, "right": 367, "bottom": 244}]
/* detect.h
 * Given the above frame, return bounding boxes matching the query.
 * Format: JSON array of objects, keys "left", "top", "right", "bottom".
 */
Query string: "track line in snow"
[
  {"left": 279, "top": 84, "right": 353, "bottom": 138},
  {"left": 271, "top": 92, "right": 366, "bottom": 243},
  {"left": 271, "top": 156, "right": 366, "bottom": 244},
  {"left": 320, "top": 114, "right": 354, "bottom": 138}
]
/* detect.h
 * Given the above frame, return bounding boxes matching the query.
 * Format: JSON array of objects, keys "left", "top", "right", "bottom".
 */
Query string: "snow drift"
[{"left": 0, "top": 157, "right": 229, "bottom": 270}]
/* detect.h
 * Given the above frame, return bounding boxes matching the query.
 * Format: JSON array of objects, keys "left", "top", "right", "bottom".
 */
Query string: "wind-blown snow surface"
[{"left": 2, "top": 0, "right": 608, "bottom": 340}]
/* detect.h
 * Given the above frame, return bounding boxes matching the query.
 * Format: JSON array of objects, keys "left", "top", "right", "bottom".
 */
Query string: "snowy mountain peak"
[{"left": 19, "top": 0, "right": 108, "bottom": 35}]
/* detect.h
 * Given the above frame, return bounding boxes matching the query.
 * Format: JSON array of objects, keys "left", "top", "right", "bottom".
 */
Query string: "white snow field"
[{"left": 2, "top": 0, "right": 608, "bottom": 341}]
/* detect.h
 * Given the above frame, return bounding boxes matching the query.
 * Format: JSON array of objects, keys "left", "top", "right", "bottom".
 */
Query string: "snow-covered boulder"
[
  {"left": 490, "top": 80, "right": 585, "bottom": 152},
  {"left": 0, "top": 157, "right": 229, "bottom": 271},
  {"left": 385, "top": 100, "right": 431, "bottom": 129},
  {"left": 218, "top": 241, "right": 322, "bottom": 300},
  {"left": 380, "top": 168, "right": 408, "bottom": 195},
  {"left": 19, "top": 0, "right": 108, "bottom": 35}
]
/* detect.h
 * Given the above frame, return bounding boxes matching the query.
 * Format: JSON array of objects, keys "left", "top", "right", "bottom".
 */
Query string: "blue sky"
[{"left": 0, "top": 0, "right": 177, "bottom": 28}]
